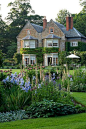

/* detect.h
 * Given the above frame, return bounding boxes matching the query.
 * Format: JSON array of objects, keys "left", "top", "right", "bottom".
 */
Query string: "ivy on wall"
[
  {"left": 20, "top": 47, "right": 59, "bottom": 64},
  {"left": 65, "top": 42, "right": 86, "bottom": 51}
]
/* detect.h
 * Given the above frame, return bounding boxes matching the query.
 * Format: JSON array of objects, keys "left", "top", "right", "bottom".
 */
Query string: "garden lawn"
[
  {"left": 0, "top": 113, "right": 86, "bottom": 129},
  {"left": 70, "top": 92, "right": 86, "bottom": 106},
  {"left": 0, "top": 69, "right": 21, "bottom": 74}
]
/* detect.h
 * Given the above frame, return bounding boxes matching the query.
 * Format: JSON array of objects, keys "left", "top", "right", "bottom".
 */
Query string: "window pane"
[
  {"left": 53, "top": 57, "right": 58, "bottom": 66},
  {"left": 50, "top": 29, "right": 53, "bottom": 33},
  {"left": 30, "top": 56, "right": 35, "bottom": 64},
  {"left": 56, "top": 58, "right": 58, "bottom": 64},
  {"left": 48, "top": 43, "right": 52, "bottom": 46},
  {"left": 47, "top": 40, "right": 52, "bottom": 43},
  {"left": 70, "top": 42, "right": 78, "bottom": 47},
  {"left": 25, "top": 58, "right": 29, "bottom": 66},
  {"left": 53, "top": 39, "right": 58, "bottom": 43},
  {"left": 53, "top": 58, "right": 55, "bottom": 65},
  {"left": 30, "top": 41, "right": 35, "bottom": 48},
  {"left": 53, "top": 43, "right": 58, "bottom": 46},
  {"left": 25, "top": 41, "right": 29, "bottom": 48}
]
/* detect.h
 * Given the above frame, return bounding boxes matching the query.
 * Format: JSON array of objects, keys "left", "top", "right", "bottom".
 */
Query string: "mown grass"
[
  {"left": 0, "top": 69, "right": 21, "bottom": 74},
  {"left": 71, "top": 92, "right": 86, "bottom": 106},
  {"left": 0, "top": 68, "right": 74, "bottom": 74},
  {"left": 0, "top": 113, "right": 86, "bottom": 129}
]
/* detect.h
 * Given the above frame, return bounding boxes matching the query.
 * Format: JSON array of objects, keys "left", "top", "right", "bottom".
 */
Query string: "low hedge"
[{"left": 25, "top": 100, "right": 79, "bottom": 118}]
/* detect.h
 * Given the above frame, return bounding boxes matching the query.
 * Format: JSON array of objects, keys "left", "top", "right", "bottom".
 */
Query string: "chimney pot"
[
  {"left": 43, "top": 16, "right": 47, "bottom": 30},
  {"left": 66, "top": 16, "right": 73, "bottom": 31},
  {"left": 44, "top": 16, "right": 46, "bottom": 19}
]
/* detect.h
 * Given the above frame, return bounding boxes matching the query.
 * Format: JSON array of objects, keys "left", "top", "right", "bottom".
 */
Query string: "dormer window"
[
  {"left": 49, "top": 27, "right": 54, "bottom": 33},
  {"left": 50, "top": 29, "right": 53, "bottom": 33}
]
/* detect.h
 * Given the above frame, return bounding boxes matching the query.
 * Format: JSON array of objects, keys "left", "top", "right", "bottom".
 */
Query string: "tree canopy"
[
  {"left": 0, "top": 0, "right": 43, "bottom": 59},
  {"left": 55, "top": 9, "right": 70, "bottom": 26},
  {"left": 79, "top": 0, "right": 86, "bottom": 12},
  {"left": 0, "top": 50, "right": 4, "bottom": 67},
  {"left": 73, "top": 13, "right": 86, "bottom": 36}
]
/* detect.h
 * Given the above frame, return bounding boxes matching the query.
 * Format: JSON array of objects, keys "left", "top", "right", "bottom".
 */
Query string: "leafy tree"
[
  {"left": 0, "top": 15, "right": 9, "bottom": 54},
  {"left": 75, "top": 51, "right": 86, "bottom": 66},
  {"left": 55, "top": 9, "right": 71, "bottom": 26},
  {"left": 7, "top": 42, "right": 17, "bottom": 58},
  {"left": 7, "top": 0, "right": 35, "bottom": 24},
  {"left": 0, "top": 50, "right": 4, "bottom": 67},
  {"left": 13, "top": 53, "right": 22, "bottom": 64},
  {"left": 73, "top": 13, "right": 86, "bottom": 36},
  {"left": 6, "top": 0, "right": 43, "bottom": 28},
  {"left": 79, "top": 0, "right": 86, "bottom": 12}
]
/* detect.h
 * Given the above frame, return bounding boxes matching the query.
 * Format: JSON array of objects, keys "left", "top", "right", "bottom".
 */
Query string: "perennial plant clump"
[{"left": 0, "top": 110, "right": 28, "bottom": 122}]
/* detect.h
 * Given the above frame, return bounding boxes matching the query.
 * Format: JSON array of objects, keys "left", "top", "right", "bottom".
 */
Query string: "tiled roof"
[
  {"left": 43, "top": 34, "right": 61, "bottom": 39},
  {"left": 31, "top": 23, "right": 43, "bottom": 33},
  {"left": 22, "top": 35, "right": 38, "bottom": 40},
  {"left": 54, "top": 21, "right": 86, "bottom": 38}
]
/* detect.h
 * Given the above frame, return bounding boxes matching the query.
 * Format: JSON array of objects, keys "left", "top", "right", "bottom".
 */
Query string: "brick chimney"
[
  {"left": 66, "top": 15, "right": 73, "bottom": 31},
  {"left": 43, "top": 16, "right": 47, "bottom": 30}
]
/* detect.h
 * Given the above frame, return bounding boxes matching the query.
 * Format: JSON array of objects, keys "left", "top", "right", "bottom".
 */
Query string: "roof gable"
[
  {"left": 17, "top": 21, "right": 43, "bottom": 38},
  {"left": 31, "top": 23, "right": 43, "bottom": 33}
]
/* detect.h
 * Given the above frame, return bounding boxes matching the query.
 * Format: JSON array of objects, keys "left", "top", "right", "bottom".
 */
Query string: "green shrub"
[
  {"left": 0, "top": 72, "right": 6, "bottom": 81},
  {"left": 0, "top": 87, "right": 7, "bottom": 112},
  {"left": 75, "top": 104, "right": 86, "bottom": 113},
  {"left": 25, "top": 100, "right": 76, "bottom": 118}
]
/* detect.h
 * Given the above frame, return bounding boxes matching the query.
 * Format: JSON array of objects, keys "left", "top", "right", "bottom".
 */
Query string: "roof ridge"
[
  {"left": 31, "top": 23, "right": 43, "bottom": 28},
  {"left": 73, "top": 27, "right": 81, "bottom": 37},
  {"left": 54, "top": 21, "right": 65, "bottom": 27}
]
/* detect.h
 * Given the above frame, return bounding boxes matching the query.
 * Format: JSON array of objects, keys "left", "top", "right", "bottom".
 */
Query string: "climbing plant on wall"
[
  {"left": 65, "top": 42, "right": 86, "bottom": 51},
  {"left": 20, "top": 47, "right": 59, "bottom": 64}
]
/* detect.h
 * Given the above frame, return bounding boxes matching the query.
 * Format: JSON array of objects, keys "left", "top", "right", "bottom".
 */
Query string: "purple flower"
[
  {"left": 68, "top": 75, "right": 72, "bottom": 78},
  {"left": 57, "top": 77, "right": 60, "bottom": 80},
  {"left": 38, "top": 84, "right": 41, "bottom": 88}
]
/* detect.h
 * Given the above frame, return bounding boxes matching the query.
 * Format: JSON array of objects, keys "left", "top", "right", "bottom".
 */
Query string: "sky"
[{"left": 0, "top": 0, "right": 82, "bottom": 22}]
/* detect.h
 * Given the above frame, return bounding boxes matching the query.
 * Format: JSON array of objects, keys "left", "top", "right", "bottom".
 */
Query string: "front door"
[{"left": 48, "top": 57, "right": 52, "bottom": 66}]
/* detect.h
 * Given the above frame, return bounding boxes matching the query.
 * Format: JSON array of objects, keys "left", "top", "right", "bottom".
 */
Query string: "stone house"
[{"left": 17, "top": 16, "right": 86, "bottom": 66}]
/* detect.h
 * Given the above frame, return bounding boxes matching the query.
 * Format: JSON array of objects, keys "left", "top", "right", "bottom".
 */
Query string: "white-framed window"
[
  {"left": 49, "top": 27, "right": 54, "bottom": 33},
  {"left": 50, "top": 29, "right": 53, "bottom": 33},
  {"left": 24, "top": 40, "right": 35, "bottom": 48},
  {"left": 47, "top": 40, "right": 52, "bottom": 47},
  {"left": 47, "top": 39, "right": 58, "bottom": 47},
  {"left": 70, "top": 42, "right": 78, "bottom": 47},
  {"left": 53, "top": 39, "right": 59, "bottom": 47},
  {"left": 30, "top": 56, "right": 35, "bottom": 64},
  {"left": 25, "top": 41, "right": 29, "bottom": 48},
  {"left": 30, "top": 40, "right": 35, "bottom": 48}
]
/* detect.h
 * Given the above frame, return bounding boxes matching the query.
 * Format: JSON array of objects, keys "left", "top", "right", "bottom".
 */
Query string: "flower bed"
[{"left": 1, "top": 66, "right": 86, "bottom": 122}]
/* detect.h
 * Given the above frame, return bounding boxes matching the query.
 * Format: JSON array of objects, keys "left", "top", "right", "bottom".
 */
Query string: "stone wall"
[
  {"left": 42, "top": 19, "right": 65, "bottom": 51},
  {"left": 17, "top": 21, "right": 42, "bottom": 52}
]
